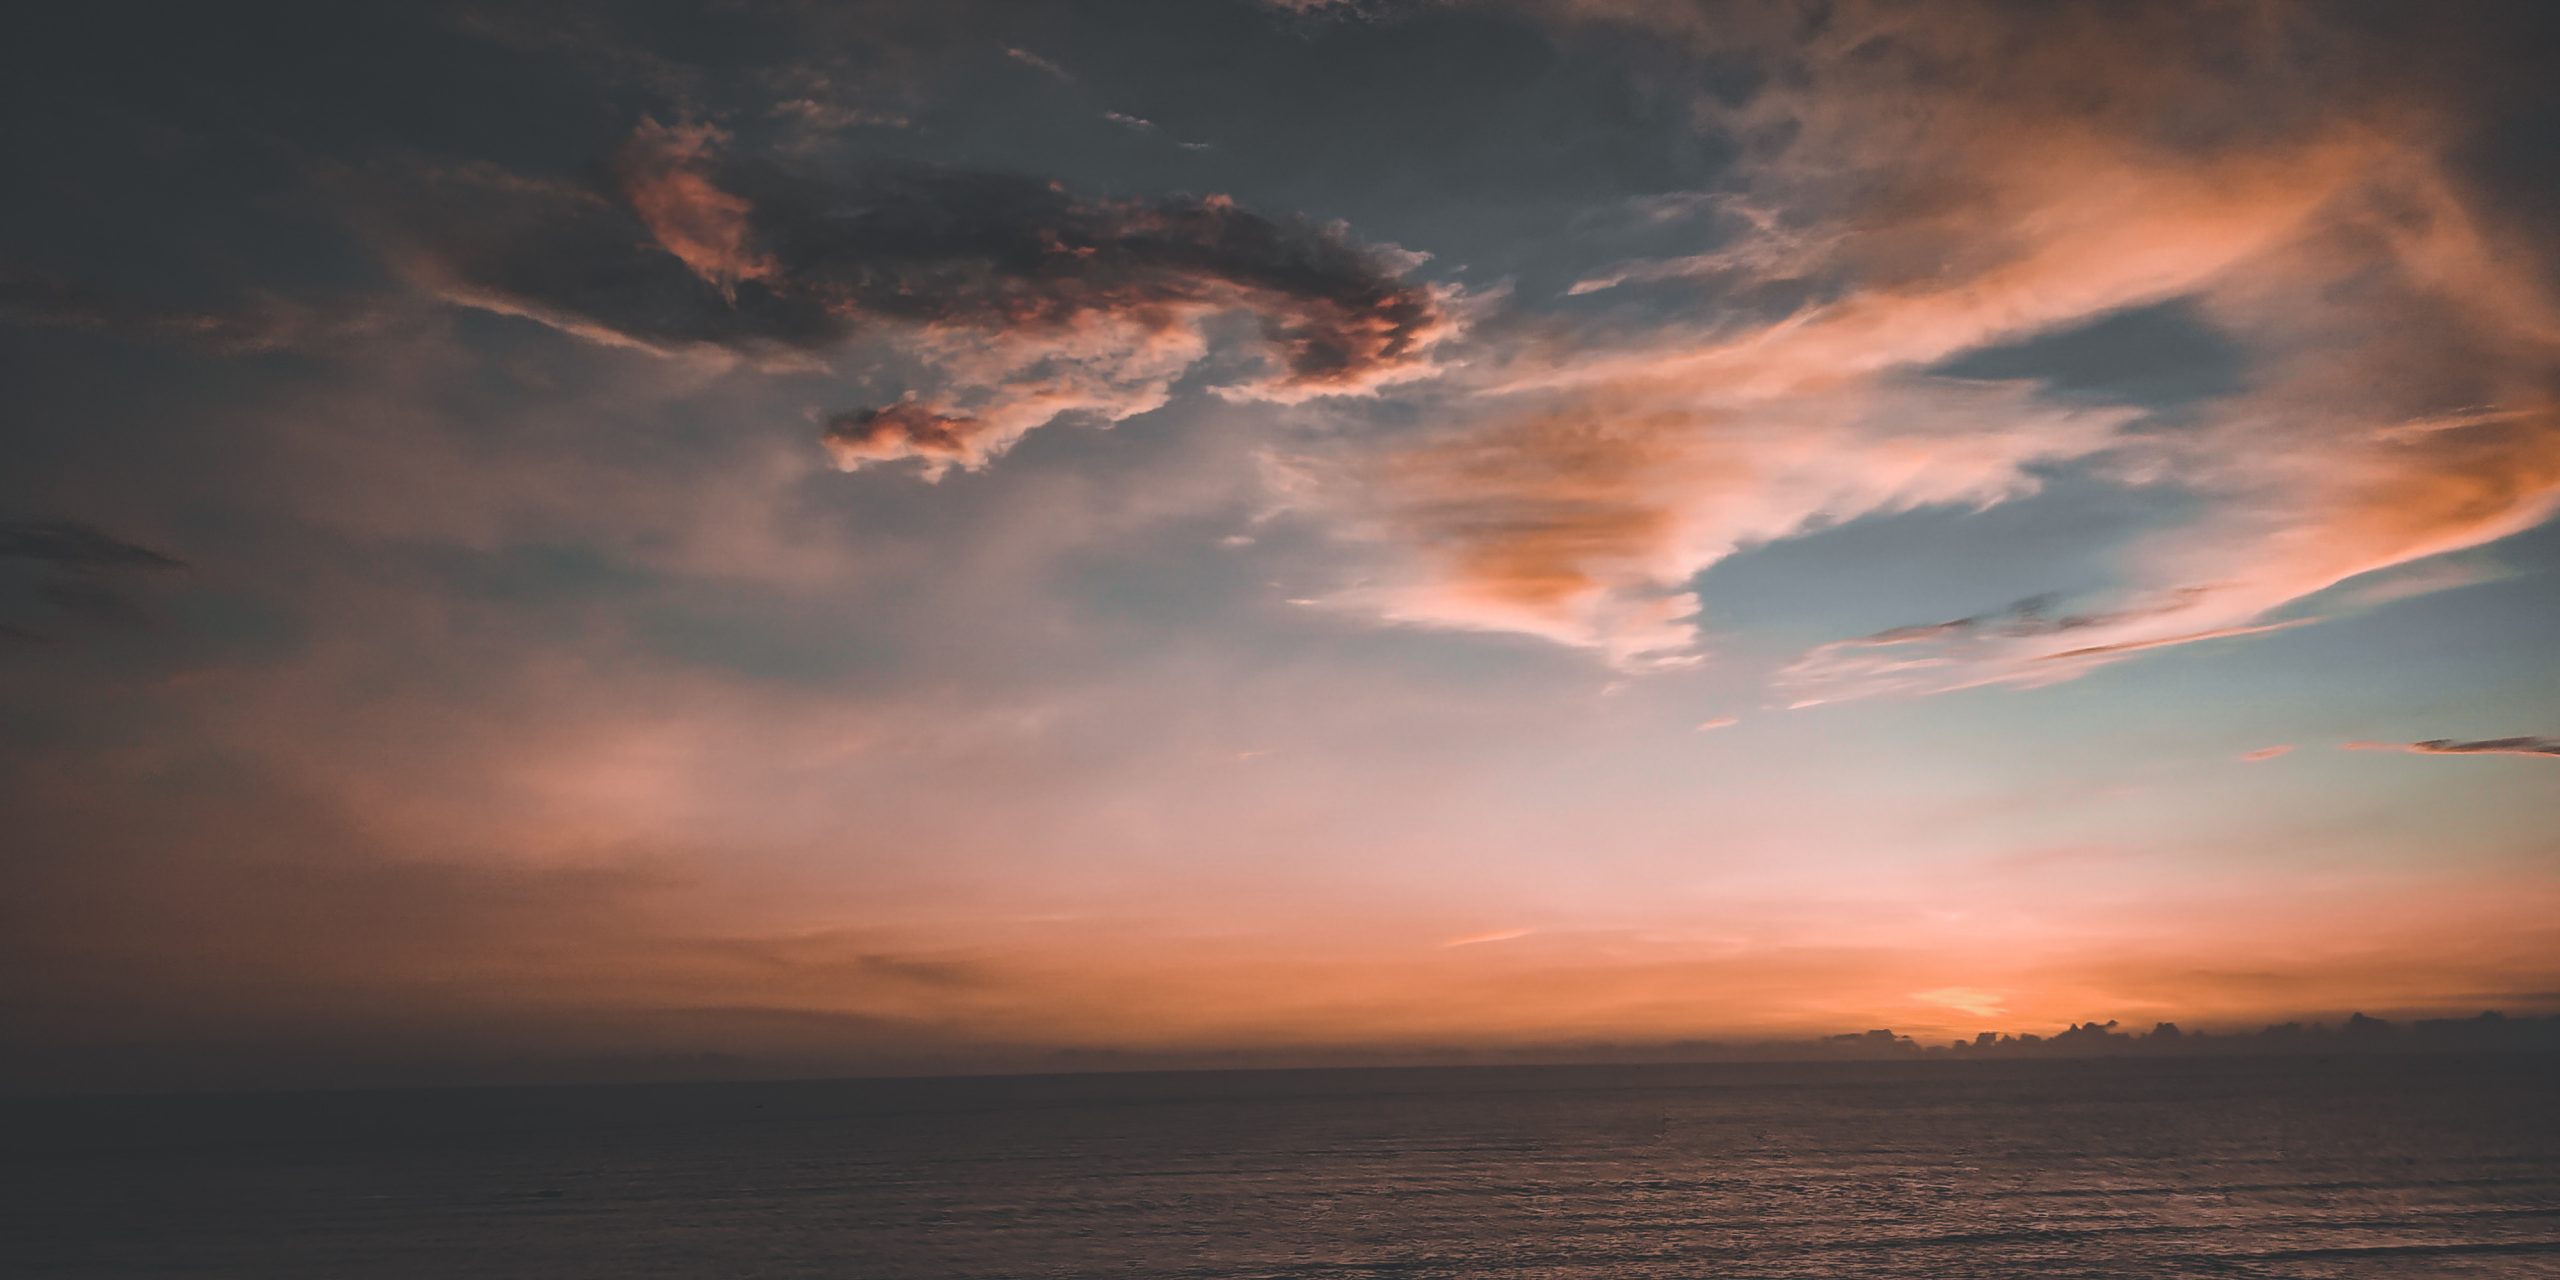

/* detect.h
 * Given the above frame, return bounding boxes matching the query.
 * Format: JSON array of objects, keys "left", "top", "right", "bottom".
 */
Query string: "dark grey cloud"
[
  {"left": 0, "top": 521, "right": 183, "bottom": 642},
  {"left": 0, "top": 521, "right": 183, "bottom": 572},
  {"left": 377, "top": 121, "right": 1445, "bottom": 469},
  {"left": 1003, "top": 46, "right": 1075, "bottom": 83},
  {"left": 2345, "top": 737, "right": 2560, "bottom": 760},
  {"left": 0, "top": 265, "right": 357, "bottom": 355},
  {"left": 1854, "top": 589, "right": 2218, "bottom": 647}
]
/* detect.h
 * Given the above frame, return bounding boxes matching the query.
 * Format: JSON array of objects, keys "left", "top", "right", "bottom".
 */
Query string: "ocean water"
[{"left": 6, "top": 1056, "right": 2557, "bottom": 1278}]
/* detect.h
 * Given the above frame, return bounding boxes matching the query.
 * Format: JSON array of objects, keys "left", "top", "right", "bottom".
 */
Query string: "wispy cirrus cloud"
[
  {"left": 1440, "top": 927, "right": 1534, "bottom": 949},
  {"left": 1003, "top": 46, "right": 1074, "bottom": 84},
  {"left": 2345, "top": 738, "right": 2560, "bottom": 760}
]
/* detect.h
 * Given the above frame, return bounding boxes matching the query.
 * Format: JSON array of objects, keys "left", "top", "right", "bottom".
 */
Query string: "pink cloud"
[
  {"left": 615, "top": 119, "right": 777, "bottom": 298},
  {"left": 1305, "top": 0, "right": 2560, "bottom": 694}
]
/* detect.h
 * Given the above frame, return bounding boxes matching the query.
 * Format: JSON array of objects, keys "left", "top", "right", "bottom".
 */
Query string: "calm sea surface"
[{"left": 7, "top": 1056, "right": 2558, "bottom": 1278}]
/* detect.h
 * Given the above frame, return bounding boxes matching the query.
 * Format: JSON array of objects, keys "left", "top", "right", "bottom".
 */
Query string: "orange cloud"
[
  {"left": 1440, "top": 927, "right": 1535, "bottom": 948},
  {"left": 1294, "top": 381, "right": 2126, "bottom": 666},
  {"left": 1306, "top": 0, "right": 2560, "bottom": 694},
  {"left": 1912, "top": 986, "right": 2007, "bottom": 1019},
  {"left": 615, "top": 119, "right": 777, "bottom": 297}
]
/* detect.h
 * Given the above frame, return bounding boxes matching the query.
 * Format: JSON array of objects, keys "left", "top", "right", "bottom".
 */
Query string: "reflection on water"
[{"left": 7, "top": 1056, "right": 2558, "bottom": 1277}]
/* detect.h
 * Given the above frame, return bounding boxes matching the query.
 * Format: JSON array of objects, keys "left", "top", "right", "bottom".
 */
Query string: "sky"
[{"left": 3, "top": 0, "right": 2557, "bottom": 1091}]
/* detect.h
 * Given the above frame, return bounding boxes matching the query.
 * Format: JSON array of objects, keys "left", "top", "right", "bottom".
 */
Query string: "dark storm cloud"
[
  {"left": 2345, "top": 737, "right": 2560, "bottom": 760},
  {"left": 379, "top": 120, "right": 1445, "bottom": 470}
]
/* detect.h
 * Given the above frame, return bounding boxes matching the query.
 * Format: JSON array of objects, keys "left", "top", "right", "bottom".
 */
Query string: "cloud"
[
  {"left": 614, "top": 120, "right": 778, "bottom": 297},
  {"left": 1695, "top": 715, "right": 1736, "bottom": 732},
  {"left": 821, "top": 398, "right": 989, "bottom": 471},
  {"left": 1778, "top": 590, "right": 2214, "bottom": 700},
  {"left": 377, "top": 122, "right": 1448, "bottom": 476},
  {"left": 0, "top": 264, "right": 380, "bottom": 355},
  {"left": 1912, "top": 986, "right": 2007, "bottom": 1019},
  {"left": 1309, "top": 0, "right": 2560, "bottom": 688},
  {"left": 1003, "top": 46, "right": 1074, "bottom": 83},
  {"left": 1295, "top": 379, "right": 2128, "bottom": 667},
  {"left": 1778, "top": 607, "right": 2320, "bottom": 706},
  {"left": 2344, "top": 738, "right": 2560, "bottom": 760},
  {"left": 2239, "top": 746, "right": 2294, "bottom": 763},
  {"left": 1440, "top": 927, "right": 1534, "bottom": 948},
  {"left": 0, "top": 520, "right": 185, "bottom": 641},
  {"left": 0, "top": 521, "right": 183, "bottom": 572}
]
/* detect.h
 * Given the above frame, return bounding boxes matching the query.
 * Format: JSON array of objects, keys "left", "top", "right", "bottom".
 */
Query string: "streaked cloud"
[
  {"left": 1003, "top": 46, "right": 1074, "bottom": 83},
  {"left": 2345, "top": 738, "right": 2560, "bottom": 760},
  {"left": 1440, "top": 928, "right": 1535, "bottom": 949},
  {"left": 1912, "top": 987, "right": 2007, "bottom": 1019}
]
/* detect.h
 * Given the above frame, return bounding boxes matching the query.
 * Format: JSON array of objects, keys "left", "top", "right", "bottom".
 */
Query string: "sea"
[{"left": 6, "top": 1055, "right": 2557, "bottom": 1277}]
